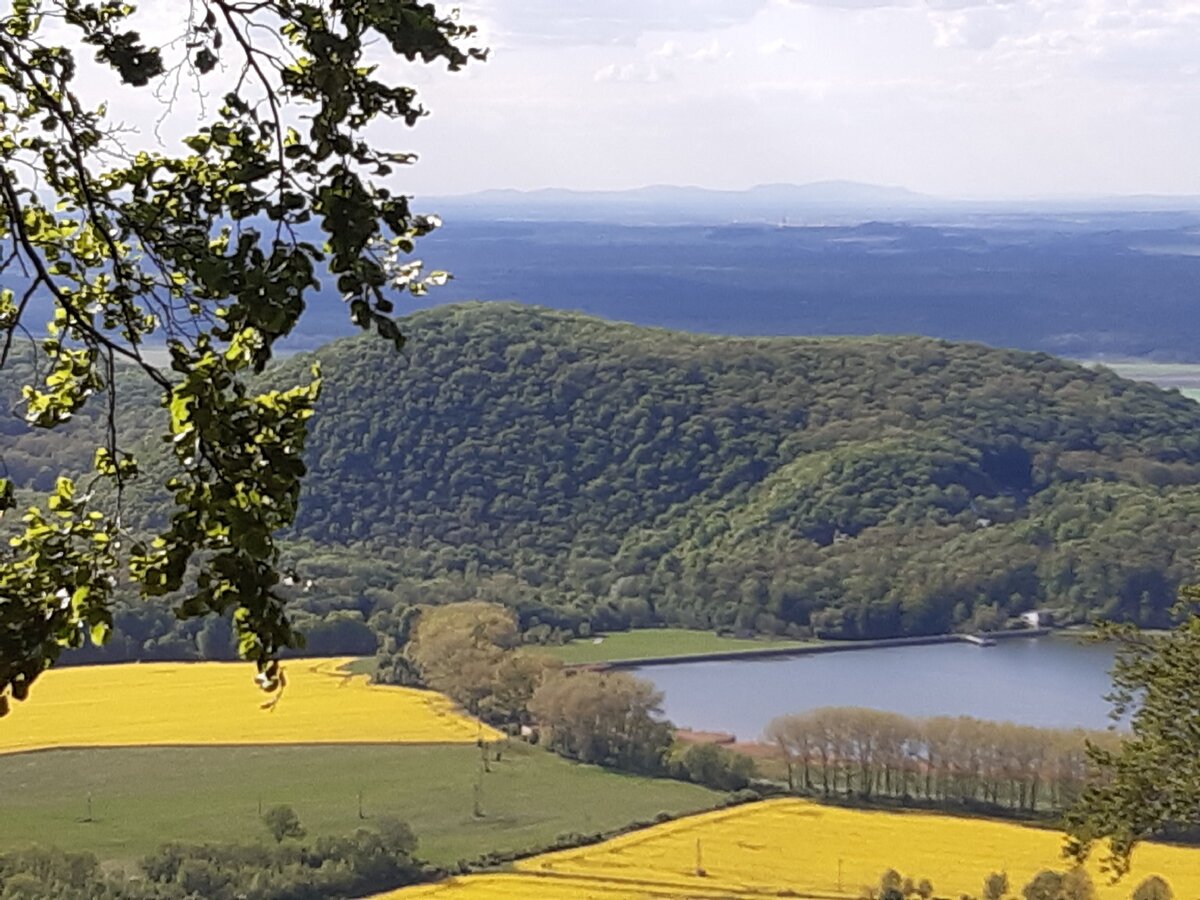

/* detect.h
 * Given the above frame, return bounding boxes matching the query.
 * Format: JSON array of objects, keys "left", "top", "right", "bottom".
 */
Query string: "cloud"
[
  {"left": 772, "top": 0, "right": 910, "bottom": 8},
  {"left": 760, "top": 39, "right": 801, "bottom": 55},
  {"left": 404, "top": 0, "right": 1200, "bottom": 199},
  {"left": 469, "top": 0, "right": 766, "bottom": 46},
  {"left": 923, "top": 0, "right": 1012, "bottom": 11},
  {"left": 932, "top": 6, "right": 1014, "bottom": 50},
  {"left": 593, "top": 62, "right": 672, "bottom": 83},
  {"left": 771, "top": 0, "right": 1015, "bottom": 9},
  {"left": 651, "top": 39, "right": 732, "bottom": 63},
  {"left": 687, "top": 40, "right": 733, "bottom": 62}
]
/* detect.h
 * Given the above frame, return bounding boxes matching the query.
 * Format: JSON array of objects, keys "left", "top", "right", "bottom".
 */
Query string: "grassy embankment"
[{"left": 530, "top": 628, "right": 813, "bottom": 665}]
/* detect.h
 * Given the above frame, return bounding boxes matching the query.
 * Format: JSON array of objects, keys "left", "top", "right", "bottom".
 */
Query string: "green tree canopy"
[
  {"left": 1066, "top": 589, "right": 1200, "bottom": 876},
  {"left": 0, "top": 0, "right": 483, "bottom": 713},
  {"left": 1131, "top": 876, "right": 1173, "bottom": 900},
  {"left": 260, "top": 804, "right": 304, "bottom": 844},
  {"left": 405, "top": 600, "right": 556, "bottom": 723},
  {"left": 529, "top": 669, "right": 675, "bottom": 774}
]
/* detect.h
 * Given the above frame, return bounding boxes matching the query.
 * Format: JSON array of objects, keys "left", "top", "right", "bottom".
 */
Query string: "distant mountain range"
[{"left": 423, "top": 181, "right": 1200, "bottom": 226}]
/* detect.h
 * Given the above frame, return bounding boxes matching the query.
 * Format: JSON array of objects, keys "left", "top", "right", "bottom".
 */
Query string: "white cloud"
[
  {"left": 760, "top": 38, "right": 801, "bottom": 54},
  {"left": 773, "top": 0, "right": 910, "bottom": 8},
  {"left": 466, "top": 0, "right": 766, "bottom": 46},
  {"left": 593, "top": 62, "right": 671, "bottom": 83},
  {"left": 687, "top": 40, "right": 733, "bottom": 62},
  {"left": 932, "top": 6, "right": 1013, "bottom": 49}
]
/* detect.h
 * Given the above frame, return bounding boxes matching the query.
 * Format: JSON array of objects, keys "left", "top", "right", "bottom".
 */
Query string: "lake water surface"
[{"left": 634, "top": 636, "right": 1120, "bottom": 741}]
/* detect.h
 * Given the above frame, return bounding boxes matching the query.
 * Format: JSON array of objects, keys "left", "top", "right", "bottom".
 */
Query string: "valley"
[{"left": 5, "top": 0, "right": 1198, "bottom": 893}]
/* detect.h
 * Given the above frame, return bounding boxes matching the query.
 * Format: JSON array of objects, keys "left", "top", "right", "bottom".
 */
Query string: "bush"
[
  {"left": 983, "top": 872, "right": 1010, "bottom": 900},
  {"left": 261, "top": 804, "right": 305, "bottom": 843},
  {"left": 669, "top": 742, "right": 756, "bottom": 791},
  {"left": 1132, "top": 876, "right": 1173, "bottom": 900},
  {"left": 725, "top": 789, "right": 763, "bottom": 806}
]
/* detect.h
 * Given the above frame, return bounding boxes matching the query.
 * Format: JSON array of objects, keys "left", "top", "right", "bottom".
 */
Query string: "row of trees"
[
  {"left": 0, "top": 815, "right": 423, "bottom": 900},
  {"left": 393, "top": 600, "right": 755, "bottom": 789},
  {"left": 765, "top": 707, "right": 1118, "bottom": 812},
  {"left": 864, "top": 867, "right": 1172, "bottom": 900},
  {"left": 529, "top": 669, "right": 674, "bottom": 773}
]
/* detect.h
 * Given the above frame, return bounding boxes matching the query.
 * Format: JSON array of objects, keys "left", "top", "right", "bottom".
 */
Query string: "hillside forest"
[{"left": 4, "top": 303, "right": 1200, "bottom": 662}]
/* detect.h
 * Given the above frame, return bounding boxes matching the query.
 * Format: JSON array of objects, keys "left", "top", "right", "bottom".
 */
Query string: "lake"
[{"left": 634, "top": 636, "right": 1121, "bottom": 741}]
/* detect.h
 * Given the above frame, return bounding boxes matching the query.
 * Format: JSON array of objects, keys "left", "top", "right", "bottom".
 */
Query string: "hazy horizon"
[{"left": 425, "top": 179, "right": 1200, "bottom": 204}]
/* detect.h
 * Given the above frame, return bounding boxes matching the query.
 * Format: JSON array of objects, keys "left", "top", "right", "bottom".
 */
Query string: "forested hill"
[
  {"left": 273, "top": 302, "right": 1200, "bottom": 638},
  {"left": 8, "top": 301, "right": 1200, "bottom": 654}
]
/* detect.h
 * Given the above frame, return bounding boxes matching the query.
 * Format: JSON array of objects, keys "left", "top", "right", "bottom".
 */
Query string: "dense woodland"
[
  {"left": 5, "top": 302, "right": 1200, "bottom": 660},
  {"left": 0, "top": 816, "right": 425, "bottom": 899}
]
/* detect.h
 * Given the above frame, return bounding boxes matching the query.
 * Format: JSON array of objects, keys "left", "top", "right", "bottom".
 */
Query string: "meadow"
[
  {"left": 533, "top": 628, "right": 811, "bottom": 665},
  {"left": 375, "top": 799, "right": 1200, "bottom": 900},
  {"left": 0, "top": 742, "right": 720, "bottom": 865},
  {"left": 1, "top": 657, "right": 502, "bottom": 753}
]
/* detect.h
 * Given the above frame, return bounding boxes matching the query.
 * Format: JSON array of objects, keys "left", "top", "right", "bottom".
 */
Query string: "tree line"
[
  {"left": 384, "top": 600, "right": 756, "bottom": 791},
  {"left": 0, "top": 812, "right": 423, "bottom": 900},
  {"left": 766, "top": 707, "right": 1119, "bottom": 813},
  {"left": 861, "top": 866, "right": 1172, "bottom": 900}
]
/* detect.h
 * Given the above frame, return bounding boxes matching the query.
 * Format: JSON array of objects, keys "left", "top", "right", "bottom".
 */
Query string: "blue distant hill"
[
  {"left": 10, "top": 183, "right": 1200, "bottom": 360},
  {"left": 275, "top": 209, "right": 1200, "bottom": 362}
]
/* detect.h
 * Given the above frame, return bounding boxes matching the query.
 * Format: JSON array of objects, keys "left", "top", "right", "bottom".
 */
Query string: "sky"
[{"left": 379, "top": 0, "right": 1200, "bottom": 199}]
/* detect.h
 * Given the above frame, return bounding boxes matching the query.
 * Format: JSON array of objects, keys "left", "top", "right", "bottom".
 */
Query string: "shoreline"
[{"left": 577, "top": 628, "right": 1052, "bottom": 671}]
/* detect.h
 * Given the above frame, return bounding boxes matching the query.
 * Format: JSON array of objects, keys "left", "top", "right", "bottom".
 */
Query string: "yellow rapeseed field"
[
  {"left": 375, "top": 799, "right": 1200, "bottom": 900},
  {"left": 372, "top": 874, "right": 693, "bottom": 899},
  {"left": 1, "top": 657, "right": 501, "bottom": 753}
]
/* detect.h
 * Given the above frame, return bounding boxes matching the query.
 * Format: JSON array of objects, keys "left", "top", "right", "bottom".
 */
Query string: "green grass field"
[
  {"left": 532, "top": 628, "right": 811, "bottom": 665},
  {"left": 341, "top": 656, "right": 376, "bottom": 675},
  {"left": 0, "top": 743, "right": 719, "bottom": 866}
]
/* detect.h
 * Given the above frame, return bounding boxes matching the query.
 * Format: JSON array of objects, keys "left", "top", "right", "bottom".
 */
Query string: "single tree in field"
[
  {"left": 1065, "top": 588, "right": 1200, "bottom": 876},
  {"left": 1060, "top": 867, "right": 1095, "bottom": 900},
  {"left": 982, "top": 871, "right": 1009, "bottom": 900},
  {"left": 879, "top": 869, "right": 904, "bottom": 900},
  {"left": 0, "top": 0, "right": 484, "bottom": 713},
  {"left": 261, "top": 804, "right": 304, "bottom": 843},
  {"left": 1021, "top": 868, "right": 1094, "bottom": 900},
  {"left": 1130, "top": 876, "right": 1172, "bottom": 900},
  {"left": 1022, "top": 871, "right": 1063, "bottom": 900}
]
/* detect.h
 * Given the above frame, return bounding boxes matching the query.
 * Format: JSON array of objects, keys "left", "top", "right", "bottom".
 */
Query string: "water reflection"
[{"left": 634, "top": 636, "right": 1120, "bottom": 742}]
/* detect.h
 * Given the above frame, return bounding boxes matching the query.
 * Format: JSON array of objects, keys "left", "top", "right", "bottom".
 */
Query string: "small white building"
[{"left": 1019, "top": 611, "right": 1042, "bottom": 628}]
